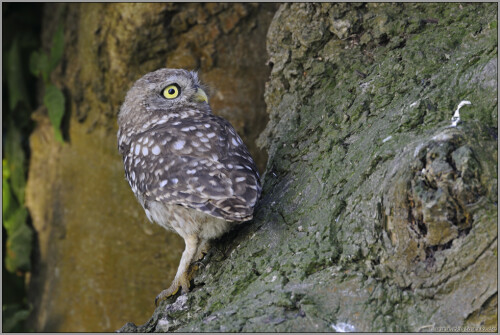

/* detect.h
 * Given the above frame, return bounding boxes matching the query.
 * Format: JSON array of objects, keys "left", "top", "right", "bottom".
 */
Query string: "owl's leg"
[
  {"left": 194, "top": 238, "right": 211, "bottom": 262},
  {"left": 186, "top": 238, "right": 211, "bottom": 279},
  {"left": 155, "top": 234, "right": 199, "bottom": 306}
]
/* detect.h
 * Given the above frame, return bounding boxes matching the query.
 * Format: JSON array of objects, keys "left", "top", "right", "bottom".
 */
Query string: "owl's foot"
[{"left": 154, "top": 271, "right": 191, "bottom": 306}]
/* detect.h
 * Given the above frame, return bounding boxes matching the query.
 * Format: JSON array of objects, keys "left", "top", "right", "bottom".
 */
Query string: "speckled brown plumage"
[{"left": 117, "top": 69, "right": 261, "bottom": 304}]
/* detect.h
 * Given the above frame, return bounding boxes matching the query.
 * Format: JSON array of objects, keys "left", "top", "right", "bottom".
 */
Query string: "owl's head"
[{"left": 118, "top": 68, "right": 210, "bottom": 127}]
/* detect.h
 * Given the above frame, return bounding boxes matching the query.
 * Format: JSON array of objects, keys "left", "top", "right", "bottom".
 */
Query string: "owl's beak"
[{"left": 193, "top": 87, "right": 208, "bottom": 103}]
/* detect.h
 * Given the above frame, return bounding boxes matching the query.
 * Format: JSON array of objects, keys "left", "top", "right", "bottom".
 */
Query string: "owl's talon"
[
  {"left": 154, "top": 271, "right": 192, "bottom": 306},
  {"left": 154, "top": 285, "right": 179, "bottom": 306},
  {"left": 192, "top": 261, "right": 205, "bottom": 270}
]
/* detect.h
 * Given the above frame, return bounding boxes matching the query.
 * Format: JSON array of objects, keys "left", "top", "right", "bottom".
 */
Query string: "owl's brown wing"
[{"left": 122, "top": 113, "right": 261, "bottom": 222}]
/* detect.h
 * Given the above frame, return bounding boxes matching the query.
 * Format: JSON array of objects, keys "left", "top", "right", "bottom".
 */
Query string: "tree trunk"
[
  {"left": 26, "top": 2, "right": 497, "bottom": 333},
  {"left": 119, "top": 3, "right": 498, "bottom": 332}
]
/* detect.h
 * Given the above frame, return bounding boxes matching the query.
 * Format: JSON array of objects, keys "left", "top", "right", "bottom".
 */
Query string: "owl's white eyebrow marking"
[
  {"left": 235, "top": 177, "right": 246, "bottom": 182},
  {"left": 207, "top": 133, "right": 216, "bottom": 138},
  {"left": 173, "top": 140, "right": 185, "bottom": 150},
  {"left": 159, "top": 180, "right": 168, "bottom": 187},
  {"left": 232, "top": 138, "right": 238, "bottom": 146},
  {"left": 135, "top": 144, "right": 141, "bottom": 155},
  {"left": 152, "top": 145, "right": 161, "bottom": 155},
  {"left": 142, "top": 147, "right": 149, "bottom": 155}
]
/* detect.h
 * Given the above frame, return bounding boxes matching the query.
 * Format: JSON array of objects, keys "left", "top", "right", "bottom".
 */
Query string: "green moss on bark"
[{"left": 122, "top": 3, "right": 497, "bottom": 332}]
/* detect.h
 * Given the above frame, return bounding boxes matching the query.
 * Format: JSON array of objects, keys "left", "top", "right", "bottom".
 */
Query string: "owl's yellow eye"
[{"left": 162, "top": 84, "right": 180, "bottom": 99}]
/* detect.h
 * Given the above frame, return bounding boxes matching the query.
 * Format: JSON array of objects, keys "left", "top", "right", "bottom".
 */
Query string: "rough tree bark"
[
  {"left": 25, "top": 3, "right": 275, "bottom": 332},
  {"left": 25, "top": 3, "right": 497, "bottom": 333},
  {"left": 119, "top": 3, "right": 498, "bottom": 332}
]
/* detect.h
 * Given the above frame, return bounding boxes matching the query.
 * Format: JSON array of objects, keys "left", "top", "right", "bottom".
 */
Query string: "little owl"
[{"left": 117, "top": 69, "right": 262, "bottom": 305}]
